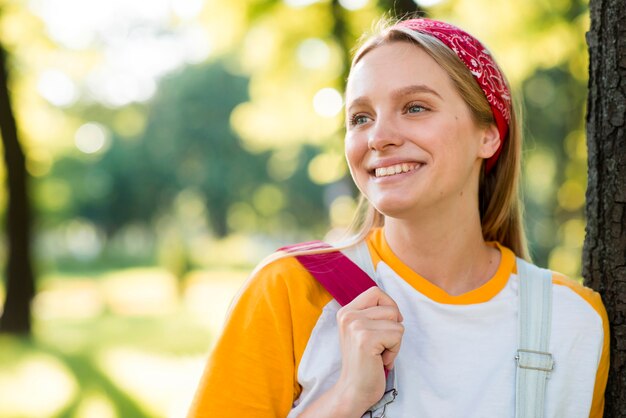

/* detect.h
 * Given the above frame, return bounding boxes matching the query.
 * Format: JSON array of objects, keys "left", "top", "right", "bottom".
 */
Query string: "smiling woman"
[{"left": 187, "top": 17, "right": 609, "bottom": 418}]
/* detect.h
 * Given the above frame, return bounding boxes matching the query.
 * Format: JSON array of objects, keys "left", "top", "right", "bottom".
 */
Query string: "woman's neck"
[{"left": 383, "top": 204, "right": 500, "bottom": 296}]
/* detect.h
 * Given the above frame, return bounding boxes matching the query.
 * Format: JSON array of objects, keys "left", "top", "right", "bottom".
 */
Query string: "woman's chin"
[{"left": 370, "top": 197, "right": 423, "bottom": 219}]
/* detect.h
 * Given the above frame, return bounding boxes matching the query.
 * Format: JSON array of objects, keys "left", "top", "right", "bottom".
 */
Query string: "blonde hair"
[{"left": 339, "top": 19, "right": 529, "bottom": 260}]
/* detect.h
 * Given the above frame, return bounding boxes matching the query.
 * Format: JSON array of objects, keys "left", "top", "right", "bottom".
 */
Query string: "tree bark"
[
  {"left": 584, "top": 0, "right": 626, "bottom": 415},
  {"left": 0, "top": 44, "right": 35, "bottom": 334}
]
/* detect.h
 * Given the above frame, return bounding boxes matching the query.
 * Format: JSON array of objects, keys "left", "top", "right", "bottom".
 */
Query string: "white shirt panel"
[{"left": 289, "top": 259, "right": 604, "bottom": 418}]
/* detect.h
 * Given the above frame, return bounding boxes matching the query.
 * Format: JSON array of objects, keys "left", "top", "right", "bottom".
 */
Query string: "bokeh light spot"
[
  {"left": 564, "top": 130, "right": 587, "bottom": 160},
  {"left": 96, "top": 348, "right": 206, "bottom": 418},
  {"left": 525, "top": 75, "right": 555, "bottom": 107},
  {"left": 557, "top": 180, "right": 585, "bottom": 211},
  {"left": 560, "top": 218, "right": 586, "bottom": 249},
  {"left": 252, "top": 184, "right": 285, "bottom": 216},
  {"left": 284, "top": 0, "right": 319, "bottom": 7},
  {"left": 548, "top": 246, "right": 581, "bottom": 278},
  {"left": 267, "top": 148, "right": 300, "bottom": 181},
  {"left": 171, "top": 0, "right": 205, "bottom": 20},
  {"left": 102, "top": 268, "right": 178, "bottom": 316},
  {"left": 38, "top": 179, "right": 72, "bottom": 212},
  {"left": 525, "top": 150, "right": 556, "bottom": 204},
  {"left": 297, "top": 38, "right": 330, "bottom": 69},
  {"left": 65, "top": 219, "right": 104, "bottom": 260},
  {"left": 75, "top": 391, "right": 117, "bottom": 418},
  {"left": 37, "top": 69, "right": 78, "bottom": 107},
  {"left": 308, "top": 152, "right": 347, "bottom": 184},
  {"left": 313, "top": 88, "right": 343, "bottom": 118},
  {"left": 330, "top": 195, "right": 357, "bottom": 227},
  {"left": 414, "top": 0, "right": 445, "bottom": 6},
  {"left": 0, "top": 355, "right": 78, "bottom": 417},
  {"left": 26, "top": 150, "right": 53, "bottom": 177},
  {"left": 75, "top": 122, "right": 110, "bottom": 154},
  {"left": 113, "top": 108, "right": 147, "bottom": 138},
  {"left": 227, "top": 202, "right": 258, "bottom": 232},
  {"left": 338, "top": 0, "right": 369, "bottom": 11},
  {"left": 33, "top": 279, "right": 104, "bottom": 320}
]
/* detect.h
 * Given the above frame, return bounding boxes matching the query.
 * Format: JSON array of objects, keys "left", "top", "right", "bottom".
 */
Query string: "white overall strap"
[{"left": 515, "top": 259, "right": 555, "bottom": 418}]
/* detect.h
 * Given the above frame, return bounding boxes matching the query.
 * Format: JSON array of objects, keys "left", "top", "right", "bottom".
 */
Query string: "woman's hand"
[
  {"left": 335, "top": 286, "right": 404, "bottom": 412},
  {"left": 300, "top": 287, "right": 404, "bottom": 418}
]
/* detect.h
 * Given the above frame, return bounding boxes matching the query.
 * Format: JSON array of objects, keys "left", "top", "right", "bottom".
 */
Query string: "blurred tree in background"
[
  {"left": 0, "top": 41, "right": 35, "bottom": 334},
  {"left": 0, "top": 0, "right": 606, "bottom": 416}
]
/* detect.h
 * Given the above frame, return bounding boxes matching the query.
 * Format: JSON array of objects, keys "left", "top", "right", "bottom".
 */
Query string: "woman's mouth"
[{"left": 374, "top": 163, "right": 422, "bottom": 178}]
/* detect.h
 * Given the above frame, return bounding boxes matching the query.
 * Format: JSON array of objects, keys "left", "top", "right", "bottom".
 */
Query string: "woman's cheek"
[
  {"left": 344, "top": 145, "right": 366, "bottom": 193},
  {"left": 344, "top": 136, "right": 361, "bottom": 170}
]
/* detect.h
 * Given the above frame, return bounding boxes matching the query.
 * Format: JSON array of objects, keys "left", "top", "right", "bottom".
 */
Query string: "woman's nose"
[{"left": 367, "top": 117, "right": 403, "bottom": 150}]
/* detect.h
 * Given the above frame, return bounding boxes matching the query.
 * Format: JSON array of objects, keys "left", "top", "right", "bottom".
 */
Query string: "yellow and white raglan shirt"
[{"left": 188, "top": 228, "right": 609, "bottom": 418}]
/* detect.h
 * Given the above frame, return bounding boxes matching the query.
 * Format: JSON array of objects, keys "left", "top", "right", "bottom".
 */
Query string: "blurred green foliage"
[{"left": 0, "top": 0, "right": 591, "bottom": 278}]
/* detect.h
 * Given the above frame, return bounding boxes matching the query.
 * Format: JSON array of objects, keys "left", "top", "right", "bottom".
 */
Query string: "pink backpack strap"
[
  {"left": 281, "top": 241, "right": 393, "bottom": 384},
  {"left": 279, "top": 240, "right": 378, "bottom": 306}
]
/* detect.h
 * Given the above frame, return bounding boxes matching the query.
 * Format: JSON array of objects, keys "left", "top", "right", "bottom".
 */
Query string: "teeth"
[{"left": 375, "top": 163, "right": 419, "bottom": 178}]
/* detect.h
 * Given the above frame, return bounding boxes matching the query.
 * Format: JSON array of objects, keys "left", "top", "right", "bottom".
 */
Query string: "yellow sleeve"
[
  {"left": 588, "top": 291, "right": 609, "bottom": 418},
  {"left": 552, "top": 274, "right": 609, "bottom": 418},
  {"left": 187, "top": 255, "right": 332, "bottom": 418}
]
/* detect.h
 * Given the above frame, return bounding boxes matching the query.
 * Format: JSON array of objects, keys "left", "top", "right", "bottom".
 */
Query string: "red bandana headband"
[{"left": 393, "top": 18, "right": 511, "bottom": 173}]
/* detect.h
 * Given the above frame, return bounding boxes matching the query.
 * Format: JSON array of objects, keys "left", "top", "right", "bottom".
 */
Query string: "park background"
[{"left": 0, "top": 0, "right": 591, "bottom": 417}]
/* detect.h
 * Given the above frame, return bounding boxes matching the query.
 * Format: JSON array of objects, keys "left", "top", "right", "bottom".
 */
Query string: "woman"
[{"left": 188, "top": 17, "right": 609, "bottom": 417}]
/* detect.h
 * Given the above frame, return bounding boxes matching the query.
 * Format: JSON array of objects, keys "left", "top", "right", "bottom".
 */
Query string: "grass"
[{"left": 0, "top": 266, "right": 248, "bottom": 418}]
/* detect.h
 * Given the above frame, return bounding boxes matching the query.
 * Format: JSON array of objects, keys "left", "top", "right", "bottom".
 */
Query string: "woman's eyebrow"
[
  {"left": 345, "top": 96, "right": 370, "bottom": 112},
  {"left": 391, "top": 84, "right": 442, "bottom": 100}
]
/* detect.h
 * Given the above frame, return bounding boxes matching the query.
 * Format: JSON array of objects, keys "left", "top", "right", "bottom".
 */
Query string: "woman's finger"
[
  {"left": 347, "top": 286, "right": 399, "bottom": 310},
  {"left": 381, "top": 336, "right": 403, "bottom": 369},
  {"left": 339, "top": 287, "right": 404, "bottom": 322},
  {"left": 340, "top": 305, "right": 402, "bottom": 324},
  {"left": 344, "top": 318, "right": 404, "bottom": 356}
]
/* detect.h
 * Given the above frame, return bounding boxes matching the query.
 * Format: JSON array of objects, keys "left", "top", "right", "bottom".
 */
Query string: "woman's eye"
[
  {"left": 350, "top": 114, "right": 369, "bottom": 126},
  {"left": 406, "top": 104, "right": 427, "bottom": 114}
]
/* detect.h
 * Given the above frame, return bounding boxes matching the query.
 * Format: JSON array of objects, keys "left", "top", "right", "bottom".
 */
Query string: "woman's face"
[{"left": 344, "top": 41, "right": 499, "bottom": 219}]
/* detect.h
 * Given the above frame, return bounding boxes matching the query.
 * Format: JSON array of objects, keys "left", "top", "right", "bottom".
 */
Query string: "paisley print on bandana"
[{"left": 394, "top": 18, "right": 510, "bottom": 173}]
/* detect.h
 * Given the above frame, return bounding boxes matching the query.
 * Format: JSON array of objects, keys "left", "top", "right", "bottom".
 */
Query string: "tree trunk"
[
  {"left": 583, "top": 0, "right": 626, "bottom": 415},
  {"left": 0, "top": 44, "right": 35, "bottom": 335}
]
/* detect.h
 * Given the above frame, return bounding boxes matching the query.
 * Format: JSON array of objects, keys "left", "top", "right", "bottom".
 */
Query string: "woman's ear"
[{"left": 478, "top": 124, "right": 501, "bottom": 159}]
